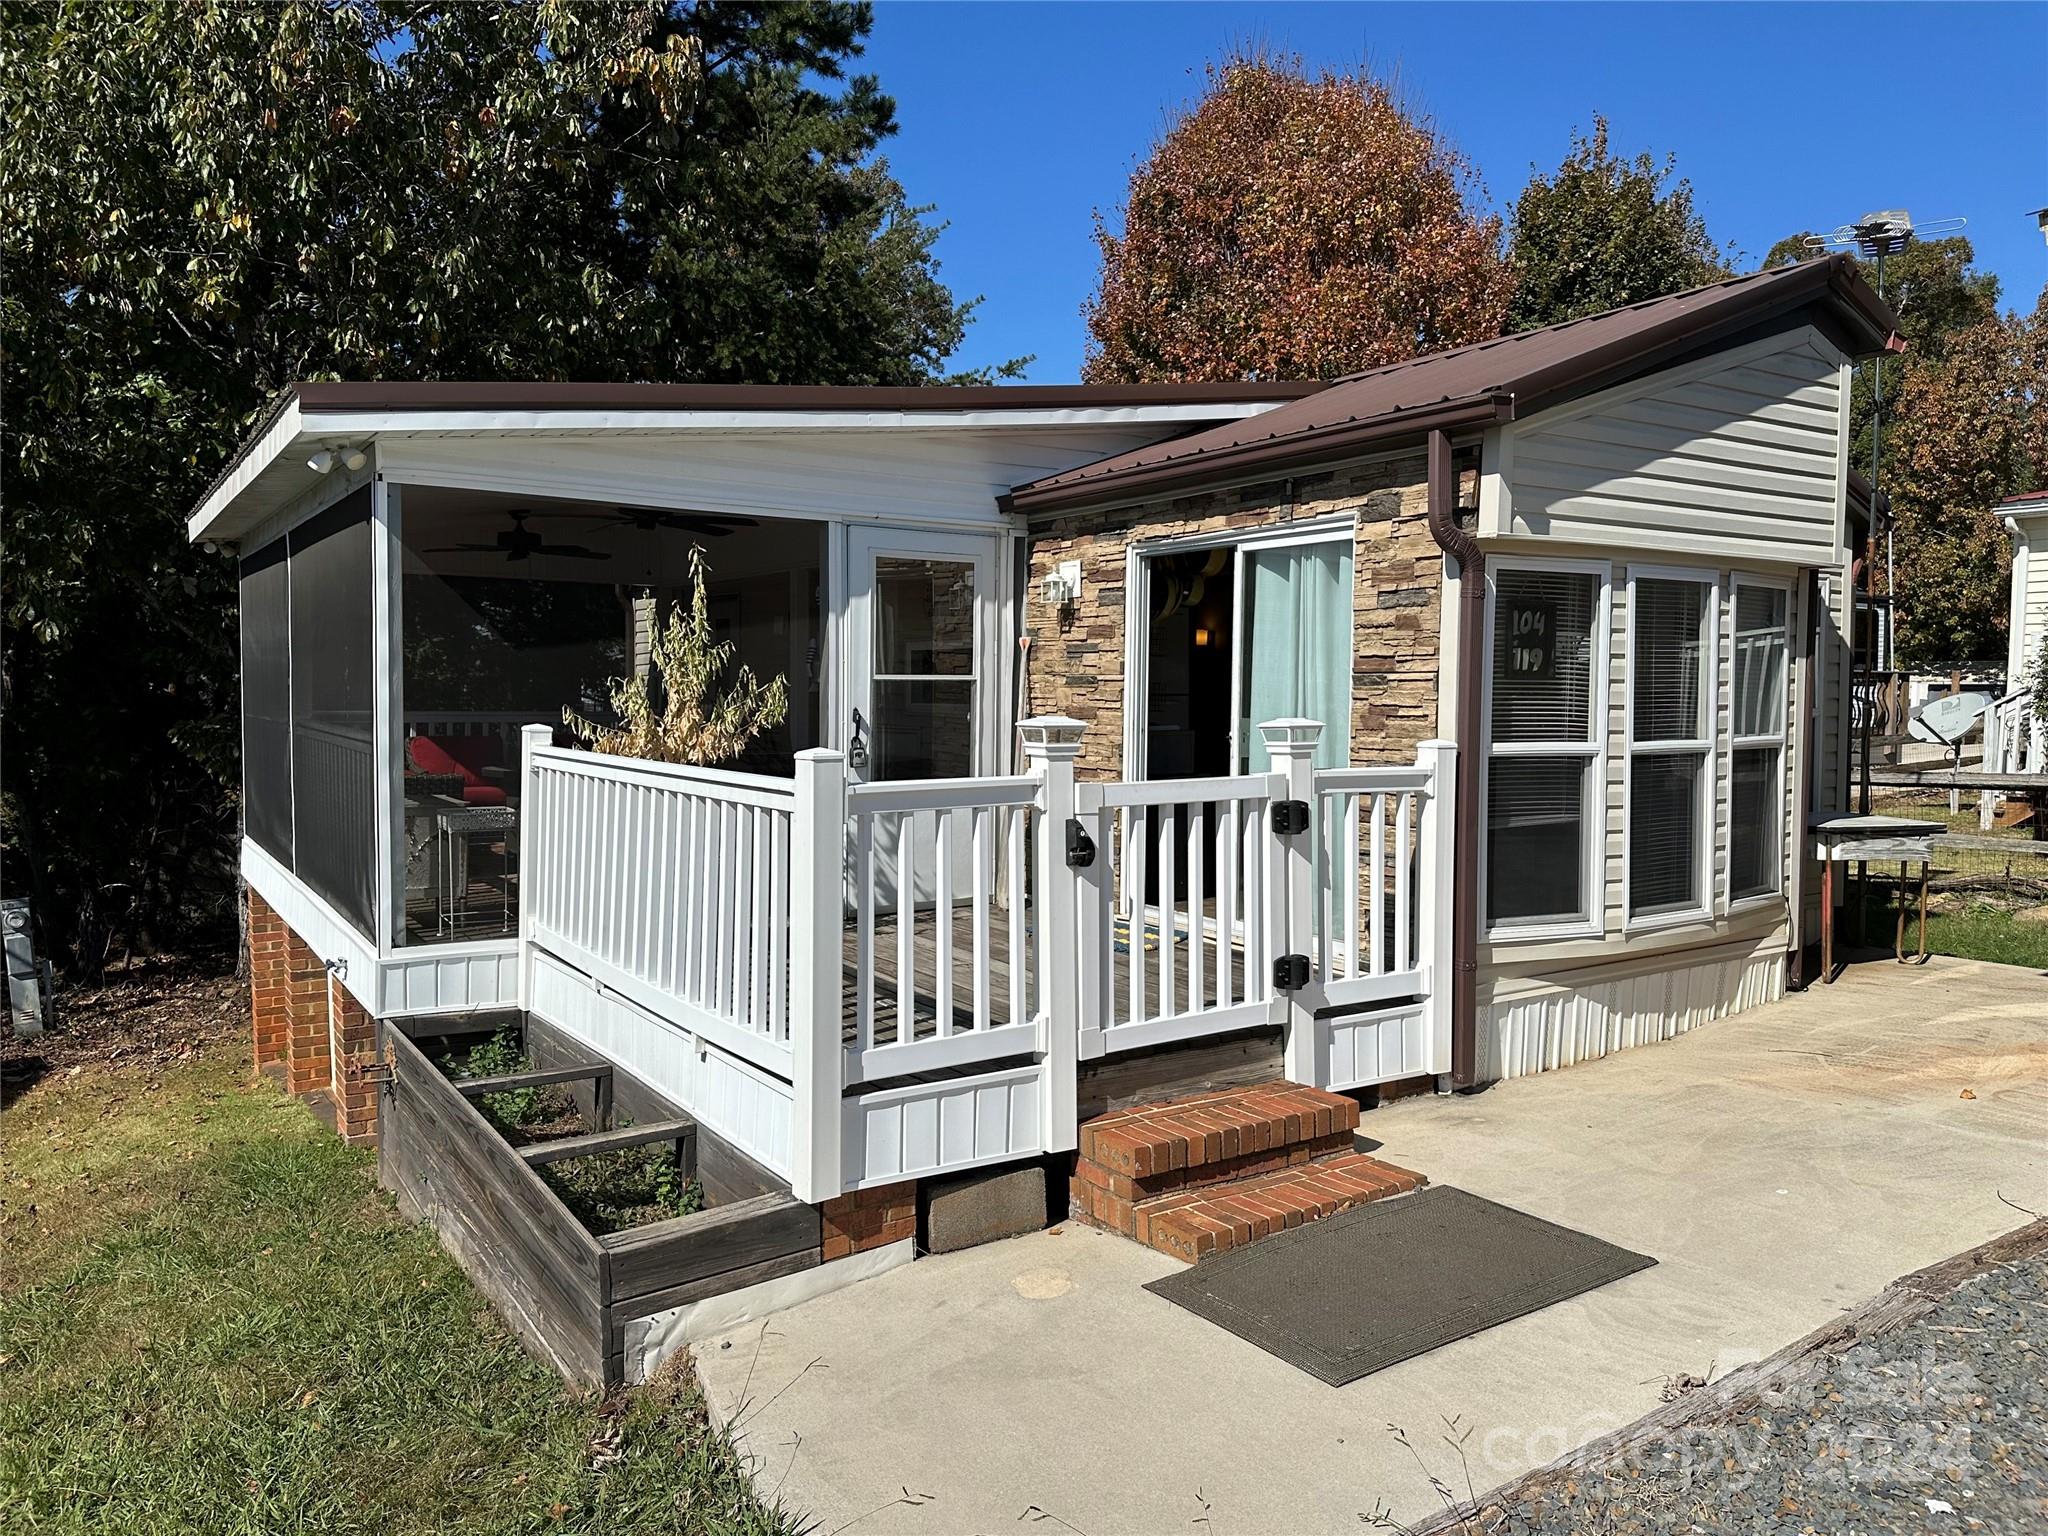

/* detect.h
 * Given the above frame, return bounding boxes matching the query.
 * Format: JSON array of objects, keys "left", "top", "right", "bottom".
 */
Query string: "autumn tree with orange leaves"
[{"left": 1083, "top": 56, "right": 1511, "bottom": 383}]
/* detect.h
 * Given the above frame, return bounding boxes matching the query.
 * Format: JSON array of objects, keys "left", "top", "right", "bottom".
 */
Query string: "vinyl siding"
[
  {"left": 1491, "top": 327, "right": 1851, "bottom": 568},
  {"left": 2015, "top": 514, "right": 2048, "bottom": 679}
]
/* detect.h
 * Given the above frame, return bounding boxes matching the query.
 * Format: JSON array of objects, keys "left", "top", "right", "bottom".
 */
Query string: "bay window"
[
  {"left": 1485, "top": 565, "right": 1605, "bottom": 931},
  {"left": 1627, "top": 573, "right": 1716, "bottom": 923},
  {"left": 1729, "top": 581, "right": 1791, "bottom": 902}
]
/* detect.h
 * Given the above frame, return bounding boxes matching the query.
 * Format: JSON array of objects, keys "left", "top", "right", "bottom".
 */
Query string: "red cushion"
[
  {"left": 408, "top": 734, "right": 504, "bottom": 790},
  {"left": 461, "top": 784, "right": 508, "bottom": 806}
]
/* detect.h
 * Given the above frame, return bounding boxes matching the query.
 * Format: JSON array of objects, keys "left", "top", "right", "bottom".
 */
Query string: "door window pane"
[
  {"left": 1730, "top": 746, "right": 1780, "bottom": 900},
  {"left": 875, "top": 559, "right": 975, "bottom": 676},
  {"left": 1630, "top": 755, "right": 1703, "bottom": 916},
  {"left": 872, "top": 679, "right": 974, "bottom": 779},
  {"left": 1491, "top": 570, "right": 1598, "bottom": 745},
  {"left": 1632, "top": 579, "right": 1709, "bottom": 743},
  {"left": 1487, "top": 758, "right": 1587, "bottom": 925}
]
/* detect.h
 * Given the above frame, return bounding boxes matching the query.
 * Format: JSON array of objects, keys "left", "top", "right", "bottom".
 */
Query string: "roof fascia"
[{"left": 1006, "top": 394, "right": 1509, "bottom": 519}]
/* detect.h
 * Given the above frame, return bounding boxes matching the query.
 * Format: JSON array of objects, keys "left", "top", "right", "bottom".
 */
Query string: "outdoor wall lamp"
[{"left": 306, "top": 448, "right": 335, "bottom": 474}]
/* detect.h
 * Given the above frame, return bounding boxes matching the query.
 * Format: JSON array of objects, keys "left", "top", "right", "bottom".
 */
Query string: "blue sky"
[{"left": 857, "top": 1, "right": 2048, "bottom": 380}]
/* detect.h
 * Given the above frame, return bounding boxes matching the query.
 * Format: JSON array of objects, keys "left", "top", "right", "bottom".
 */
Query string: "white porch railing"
[
  {"left": 518, "top": 717, "right": 1448, "bottom": 1205},
  {"left": 522, "top": 734, "right": 797, "bottom": 1077},
  {"left": 1979, "top": 689, "right": 2042, "bottom": 829},
  {"left": 406, "top": 711, "right": 538, "bottom": 753}
]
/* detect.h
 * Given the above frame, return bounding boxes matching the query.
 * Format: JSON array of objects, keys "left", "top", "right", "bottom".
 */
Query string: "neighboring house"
[
  {"left": 191, "top": 255, "right": 1897, "bottom": 1382},
  {"left": 1990, "top": 488, "right": 2048, "bottom": 778}
]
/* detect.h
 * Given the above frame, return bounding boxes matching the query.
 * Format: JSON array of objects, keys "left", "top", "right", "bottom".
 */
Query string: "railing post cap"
[
  {"left": 794, "top": 746, "right": 845, "bottom": 763},
  {"left": 521, "top": 722, "right": 554, "bottom": 739},
  {"left": 1258, "top": 718, "right": 1324, "bottom": 753},
  {"left": 1017, "top": 715, "right": 1085, "bottom": 757}
]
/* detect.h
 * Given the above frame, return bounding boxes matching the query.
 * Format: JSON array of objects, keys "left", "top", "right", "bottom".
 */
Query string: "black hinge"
[
  {"left": 1273, "top": 953, "right": 1310, "bottom": 992},
  {"left": 1270, "top": 798, "right": 1310, "bottom": 835},
  {"left": 1064, "top": 818, "right": 1096, "bottom": 869}
]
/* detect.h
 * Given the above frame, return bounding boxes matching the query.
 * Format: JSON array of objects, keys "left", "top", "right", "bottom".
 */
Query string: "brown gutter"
[
  {"left": 1424, "top": 428, "right": 1484, "bottom": 1089},
  {"left": 1009, "top": 394, "right": 1513, "bottom": 518}
]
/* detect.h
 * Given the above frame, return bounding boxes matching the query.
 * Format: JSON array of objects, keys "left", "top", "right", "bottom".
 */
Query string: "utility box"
[{"left": 3, "top": 899, "right": 52, "bottom": 1038}]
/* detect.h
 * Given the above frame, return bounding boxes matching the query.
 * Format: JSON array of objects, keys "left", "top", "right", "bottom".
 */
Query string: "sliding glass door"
[{"left": 1239, "top": 538, "right": 1353, "bottom": 772}]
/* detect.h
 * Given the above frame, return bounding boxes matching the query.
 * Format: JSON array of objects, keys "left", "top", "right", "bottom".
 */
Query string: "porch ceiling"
[{"left": 188, "top": 381, "right": 1325, "bottom": 546}]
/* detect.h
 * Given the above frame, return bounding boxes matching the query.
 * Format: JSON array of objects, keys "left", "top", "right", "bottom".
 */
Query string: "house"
[
  {"left": 193, "top": 254, "right": 1899, "bottom": 1385},
  {"left": 1990, "top": 489, "right": 2048, "bottom": 777}
]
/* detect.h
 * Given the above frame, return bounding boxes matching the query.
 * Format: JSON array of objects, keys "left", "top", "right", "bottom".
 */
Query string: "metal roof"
[{"left": 1008, "top": 256, "right": 1901, "bottom": 516}]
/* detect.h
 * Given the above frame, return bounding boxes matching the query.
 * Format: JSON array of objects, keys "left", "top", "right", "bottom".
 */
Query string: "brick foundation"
[
  {"left": 329, "top": 977, "right": 379, "bottom": 1145},
  {"left": 282, "top": 927, "right": 331, "bottom": 1096},
  {"left": 247, "top": 889, "right": 290, "bottom": 1071},
  {"left": 820, "top": 1180, "right": 916, "bottom": 1260}
]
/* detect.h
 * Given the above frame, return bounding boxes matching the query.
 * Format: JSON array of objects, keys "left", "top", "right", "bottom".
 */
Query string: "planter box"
[{"left": 376, "top": 1014, "right": 821, "bottom": 1390}]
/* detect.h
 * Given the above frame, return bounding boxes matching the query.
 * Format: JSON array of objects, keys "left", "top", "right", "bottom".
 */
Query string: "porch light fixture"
[
  {"left": 340, "top": 447, "right": 368, "bottom": 472},
  {"left": 1043, "top": 559, "right": 1083, "bottom": 611},
  {"left": 306, "top": 448, "right": 335, "bottom": 474}
]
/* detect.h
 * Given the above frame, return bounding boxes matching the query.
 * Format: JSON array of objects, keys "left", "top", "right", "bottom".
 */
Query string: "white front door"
[{"left": 846, "top": 528, "right": 1000, "bottom": 904}]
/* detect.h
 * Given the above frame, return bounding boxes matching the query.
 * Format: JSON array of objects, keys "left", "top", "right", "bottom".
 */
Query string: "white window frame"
[
  {"left": 1479, "top": 555, "right": 1612, "bottom": 943},
  {"left": 1622, "top": 565, "right": 1720, "bottom": 933},
  {"left": 1726, "top": 572, "right": 1794, "bottom": 912},
  {"left": 1119, "top": 513, "right": 1356, "bottom": 780}
]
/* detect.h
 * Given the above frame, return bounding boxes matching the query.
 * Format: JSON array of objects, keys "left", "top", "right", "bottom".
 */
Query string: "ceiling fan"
[
  {"left": 595, "top": 506, "right": 759, "bottom": 537},
  {"left": 427, "top": 510, "right": 611, "bottom": 562}
]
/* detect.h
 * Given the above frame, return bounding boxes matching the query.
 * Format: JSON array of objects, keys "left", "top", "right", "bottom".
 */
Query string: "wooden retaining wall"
[{"left": 378, "top": 1014, "right": 823, "bottom": 1391}]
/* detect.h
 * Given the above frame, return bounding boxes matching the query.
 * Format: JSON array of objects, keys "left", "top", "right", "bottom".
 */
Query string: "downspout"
[
  {"left": 1424, "top": 429, "right": 1483, "bottom": 1089},
  {"left": 1787, "top": 569, "right": 1820, "bottom": 991}
]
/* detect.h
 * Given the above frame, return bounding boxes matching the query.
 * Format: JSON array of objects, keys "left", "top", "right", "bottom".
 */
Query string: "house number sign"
[{"left": 1506, "top": 595, "right": 1557, "bottom": 679}]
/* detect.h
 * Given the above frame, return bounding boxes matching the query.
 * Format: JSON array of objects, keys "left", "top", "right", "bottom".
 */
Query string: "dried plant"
[{"left": 564, "top": 545, "right": 789, "bottom": 766}]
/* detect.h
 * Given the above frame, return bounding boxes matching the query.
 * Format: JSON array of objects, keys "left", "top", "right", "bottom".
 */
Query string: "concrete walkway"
[{"left": 696, "top": 957, "right": 2048, "bottom": 1535}]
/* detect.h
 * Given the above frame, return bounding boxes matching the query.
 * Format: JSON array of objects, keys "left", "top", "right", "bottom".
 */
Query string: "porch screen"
[
  {"left": 288, "top": 488, "right": 377, "bottom": 933},
  {"left": 239, "top": 537, "right": 294, "bottom": 865},
  {"left": 1486, "top": 568, "right": 1600, "bottom": 928}
]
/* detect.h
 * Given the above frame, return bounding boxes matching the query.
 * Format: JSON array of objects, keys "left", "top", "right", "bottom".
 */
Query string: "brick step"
[
  {"left": 1139, "top": 1152, "right": 1425, "bottom": 1263},
  {"left": 1078, "top": 1081, "right": 1361, "bottom": 1183}
]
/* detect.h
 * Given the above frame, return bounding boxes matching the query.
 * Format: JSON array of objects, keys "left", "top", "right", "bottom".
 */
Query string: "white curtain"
[{"left": 1242, "top": 540, "right": 1352, "bottom": 771}]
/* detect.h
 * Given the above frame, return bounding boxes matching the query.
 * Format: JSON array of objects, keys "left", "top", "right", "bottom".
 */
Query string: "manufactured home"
[{"left": 196, "top": 255, "right": 1900, "bottom": 1386}]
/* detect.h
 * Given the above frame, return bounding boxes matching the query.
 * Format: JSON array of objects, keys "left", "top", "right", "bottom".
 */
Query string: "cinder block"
[{"left": 921, "top": 1164, "right": 1048, "bottom": 1255}]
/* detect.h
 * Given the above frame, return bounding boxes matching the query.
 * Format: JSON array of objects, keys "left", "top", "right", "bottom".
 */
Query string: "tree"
[
  {"left": 1505, "top": 117, "right": 1734, "bottom": 332},
  {"left": 2, "top": 0, "right": 982, "bottom": 972},
  {"left": 1883, "top": 290, "right": 2048, "bottom": 668},
  {"left": 1082, "top": 54, "right": 1511, "bottom": 383},
  {"left": 564, "top": 546, "right": 790, "bottom": 764}
]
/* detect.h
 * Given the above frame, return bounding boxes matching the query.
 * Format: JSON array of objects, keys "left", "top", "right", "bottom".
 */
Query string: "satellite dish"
[{"left": 1909, "top": 691, "right": 1993, "bottom": 747}]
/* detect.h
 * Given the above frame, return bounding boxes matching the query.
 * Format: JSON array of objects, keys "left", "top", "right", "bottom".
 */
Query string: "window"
[
  {"left": 1627, "top": 573, "right": 1716, "bottom": 922},
  {"left": 1730, "top": 582, "right": 1790, "bottom": 902},
  {"left": 1485, "top": 566, "right": 1604, "bottom": 930}
]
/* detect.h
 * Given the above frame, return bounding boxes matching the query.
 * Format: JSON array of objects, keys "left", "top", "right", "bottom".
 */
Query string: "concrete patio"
[{"left": 695, "top": 955, "right": 2048, "bottom": 1535}]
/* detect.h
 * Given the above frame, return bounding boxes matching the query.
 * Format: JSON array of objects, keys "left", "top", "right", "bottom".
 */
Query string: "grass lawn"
[
  {"left": 0, "top": 967, "right": 795, "bottom": 1536},
  {"left": 1854, "top": 893, "right": 2048, "bottom": 971}
]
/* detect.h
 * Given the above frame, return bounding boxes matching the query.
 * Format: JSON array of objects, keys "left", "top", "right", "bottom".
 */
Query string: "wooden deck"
[{"left": 841, "top": 905, "right": 1251, "bottom": 1047}]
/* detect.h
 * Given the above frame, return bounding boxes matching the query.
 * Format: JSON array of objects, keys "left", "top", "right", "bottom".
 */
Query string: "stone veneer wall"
[{"left": 1022, "top": 453, "right": 1442, "bottom": 779}]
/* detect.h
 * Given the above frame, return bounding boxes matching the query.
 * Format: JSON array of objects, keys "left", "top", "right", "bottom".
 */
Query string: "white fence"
[
  {"left": 1979, "top": 689, "right": 2043, "bottom": 829},
  {"left": 518, "top": 718, "right": 1448, "bottom": 1205}
]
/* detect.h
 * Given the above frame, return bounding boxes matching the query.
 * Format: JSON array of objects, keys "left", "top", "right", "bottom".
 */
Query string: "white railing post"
[
  {"left": 1019, "top": 716, "right": 1084, "bottom": 1153},
  {"left": 1416, "top": 740, "right": 1457, "bottom": 1076},
  {"left": 517, "top": 723, "right": 551, "bottom": 1010},
  {"left": 789, "top": 748, "right": 847, "bottom": 1205},
  {"left": 1260, "top": 719, "right": 1324, "bottom": 1087}
]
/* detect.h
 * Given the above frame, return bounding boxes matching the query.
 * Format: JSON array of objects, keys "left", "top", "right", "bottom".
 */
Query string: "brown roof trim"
[
  {"left": 1010, "top": 255, "right": 1901, "bottom": 518},
  {"left": 293, "top": 378, "right": 1328, "bottom": 414},
  {"left": 1003, "top": 394, "right": 1511, "bottom": 517}
]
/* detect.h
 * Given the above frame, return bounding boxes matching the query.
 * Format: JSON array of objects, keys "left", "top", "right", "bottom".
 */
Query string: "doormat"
[{"left": 1144, "top": 1185, "right": 1656, "bottom": 1386}]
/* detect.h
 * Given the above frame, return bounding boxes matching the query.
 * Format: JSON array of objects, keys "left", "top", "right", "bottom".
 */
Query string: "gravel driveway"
[{"left": 1419, "top": 1221, "right": 2048, "bottom": 1536}]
